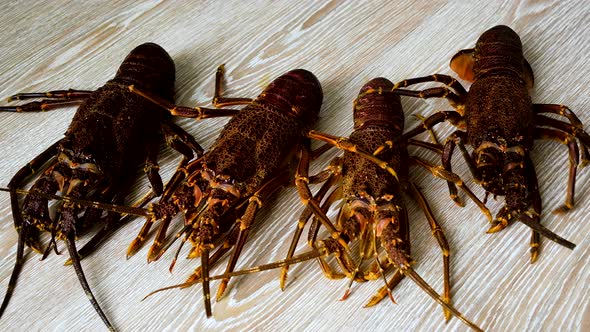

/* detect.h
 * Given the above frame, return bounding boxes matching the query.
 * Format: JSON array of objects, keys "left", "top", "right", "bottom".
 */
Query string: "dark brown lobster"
[
  {"left": 0, "top": 43, "right": 201, "bottom": 330},
  {"left": 379, "top": 25, "right": 584, "bottom": 260}
]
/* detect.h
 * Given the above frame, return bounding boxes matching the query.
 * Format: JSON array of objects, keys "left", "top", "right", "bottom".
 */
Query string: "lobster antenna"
[
  {"left": 142, "top": 249, "right": 327, "bottom": 300},
  {"left": 402, "top": 265, "right": 483, "bottom": 332},
  {"left": 65, "top": 234, "right": 115, "bottom": 331},
  {"left": 0, "top": 187, "right": 149, "bottom": 217},
  {"left": 487, "top": 213, "right": 576, "bottom": 249},
  {"left": 0, "top": 229, "right": 26, "bottom": 318}
]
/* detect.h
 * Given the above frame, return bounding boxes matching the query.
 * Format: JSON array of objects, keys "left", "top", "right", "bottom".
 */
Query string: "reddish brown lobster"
[
  {"left": 126, "top": 65, "right": 397, "bottom": 317},
  {"left": 283, "top": 78, "right": 487, "bottom": 330}
]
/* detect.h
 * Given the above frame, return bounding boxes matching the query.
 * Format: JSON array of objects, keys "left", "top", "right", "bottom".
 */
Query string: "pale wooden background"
[{"left": 0, "top": 1, "right": 589, "bottom": 331}]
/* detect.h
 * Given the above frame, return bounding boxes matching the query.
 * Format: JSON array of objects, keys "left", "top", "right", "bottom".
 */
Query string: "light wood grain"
[{"left": 0, "top": 1, "right": 589, "bottom": 331}]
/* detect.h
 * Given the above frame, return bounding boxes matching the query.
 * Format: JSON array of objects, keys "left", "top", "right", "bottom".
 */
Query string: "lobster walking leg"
[
  {"left": 163, "top": 121, "right": 205, "bottom": 157},
  {"left": 389, "top": 87, "right": 464, "bottom": 106},
  {"left": 7, "top": 89, "right": 93, "bottom": 101},
  {"left": 144, "top": 135, "right": 166, "bottom": 196},
  {"left": 534, "top": 104, "right": 588, "bottom": 131},
  {"left": 535, "top": 115, "right": 590, "bottom": 164},
  {"left": 307, "top": 131, "right": 401, "bottom": 179},
  {"left": 129, "top": 85, "right": 241, "bottom": 119},
  {"left": 391, "top": 74, "right": 468, "bottom": 96},
  {"left": 147, "top": 215, "right": 174, "bottom": 262},
  {"left": 406, "top": 182, "right": 452, "bottom": 321},
  {"left": 295, "top": 147, "right": 349, "bottom": 247},
  {"left": 212, "top": 64, "right": 253, "bottom": 107},
  {"left": 400, "top": 111, "right": 464, "bottom": 140},
  {"left": 441, "top": 130, "right": 479, "bottom": 205},
  {"left": 0, "top": 89, "right": 93, "bottom": 112},
  {"left": 126, "top": 157, "right": 194, "bottom": 258},
  {"left": 535, "top": 104, "right": 590, "bottom": 166},
  {"left": 523, "top": 155, "right": 543, "bottom": 262},
  {"left": 0, "top": 100, "right": 85, "bottom": 112},
  {"left": 535, "top": 128, "right": 579, "bottom": 213},
  {"left": 281, "top": 158, "right": 343, "bottom": 289},
  {"left": 215, "top": 170, "right": 292, "bottom": 300},
  {"left": 411, "top": 156, "right": 492, "bottom": 221}
]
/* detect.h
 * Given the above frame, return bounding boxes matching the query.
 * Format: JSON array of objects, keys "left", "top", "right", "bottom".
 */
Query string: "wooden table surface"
[{"left": 0, "top": 1, "right": 589, "bottom": 331}]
